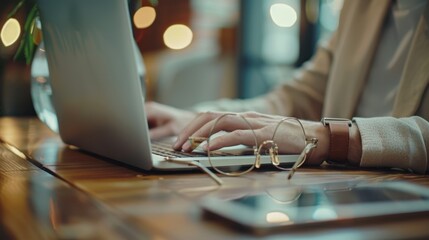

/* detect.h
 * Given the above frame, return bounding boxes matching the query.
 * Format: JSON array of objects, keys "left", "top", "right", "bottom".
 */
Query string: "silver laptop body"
[{"left": 37, "top": 0, "right": 298, "bottom": 171}]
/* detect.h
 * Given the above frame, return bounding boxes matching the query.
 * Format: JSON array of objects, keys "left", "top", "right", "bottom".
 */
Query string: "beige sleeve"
[
  {"left": 354, "top": 116, "right": 429, "bottom": 174},
  {"left": 191, "top": 32, "right": 338, "bottom": 121}
]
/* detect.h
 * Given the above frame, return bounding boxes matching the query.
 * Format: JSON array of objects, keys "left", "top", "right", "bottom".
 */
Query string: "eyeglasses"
[{"left": 167, "top": 113, "right": 318, "bottom": 185}]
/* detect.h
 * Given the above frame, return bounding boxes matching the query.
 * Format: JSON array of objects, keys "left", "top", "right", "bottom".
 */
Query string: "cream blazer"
[{"left": 193, "top": 0, "right": 429, "bottom": 174}]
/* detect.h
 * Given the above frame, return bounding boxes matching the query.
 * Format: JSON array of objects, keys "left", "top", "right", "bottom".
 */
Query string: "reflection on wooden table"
[{"left": 0, "top": 117, "right": 428, "bottom": 239}]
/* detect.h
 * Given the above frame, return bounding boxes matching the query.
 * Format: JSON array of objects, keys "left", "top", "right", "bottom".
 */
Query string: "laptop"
[{"left": 37, "top": 0, "right": 298, "bottom": 171}]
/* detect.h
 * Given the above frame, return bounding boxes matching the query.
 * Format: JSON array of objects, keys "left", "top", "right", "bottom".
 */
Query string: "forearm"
[
  {"left": 305, "top": 116, "right": 429, "bottom": 174},
  {"left": 191, "top": 34, "right": 335, "bottom": 119}
]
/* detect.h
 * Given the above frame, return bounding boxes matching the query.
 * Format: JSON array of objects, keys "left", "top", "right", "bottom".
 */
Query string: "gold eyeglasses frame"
[{"left": 167, "top": 113, "right": 318, "bottom": 185}]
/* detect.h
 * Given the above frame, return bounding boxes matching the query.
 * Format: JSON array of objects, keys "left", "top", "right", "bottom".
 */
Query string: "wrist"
[
  {"left": 293, "top": 119, "right": 361, "bottom": 166},
  {"left": 316, "top": 118, "right": 362, "bottom": 166},
  {"left": 302, "top": 121, "right": 330, "bottom": 165},
  {"left": 321, "top": 118, "right": 353, "bottom": 164}
]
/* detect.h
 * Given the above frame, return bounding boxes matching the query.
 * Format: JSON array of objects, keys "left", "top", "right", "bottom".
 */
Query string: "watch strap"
[{"left": 321, "top": 118, "right": 352, "bottom": 164}]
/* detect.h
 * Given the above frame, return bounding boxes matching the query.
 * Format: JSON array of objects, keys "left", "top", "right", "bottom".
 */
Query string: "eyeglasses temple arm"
[
  {"left": 165, "top": 158, "right": 223, "bottom": 186},
  {"left": 287, "top": 138, "right": 318, "bottom": 180}
]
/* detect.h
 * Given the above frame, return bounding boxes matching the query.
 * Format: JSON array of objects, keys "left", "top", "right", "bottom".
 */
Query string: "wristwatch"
[{"left": 321, "top": 117, "right": 352, "bottom": 164}]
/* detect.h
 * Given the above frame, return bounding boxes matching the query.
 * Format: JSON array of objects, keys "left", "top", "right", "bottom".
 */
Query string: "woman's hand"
[
  {"left": 173, "top": 111, "right": 331, "bottom": 165},
  {"left": 145, "top": 101, "right": 197, "bottom": 139}
]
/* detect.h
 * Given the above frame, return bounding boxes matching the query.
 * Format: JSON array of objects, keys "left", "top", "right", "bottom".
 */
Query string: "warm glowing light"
[
  {"left": 133, "top": 6, "right": 156, "bottom": 29},
  {"left": 4, "top": 142, "right": 27, "bottom": 160},
  {"left": 1, "top": 18, "right": 21, "bottom": 47},
  {"left": 266, "top": 212, "right": 291, "bottom": 223},
  {"left": 320, "top": 0, "right": 343, "bottom": 31},
  {"left": 270, "top": 3, "right": 298, "bottom": 28},
  {"left": 163, "top": 24, "right": 193, "bottom": 50}
]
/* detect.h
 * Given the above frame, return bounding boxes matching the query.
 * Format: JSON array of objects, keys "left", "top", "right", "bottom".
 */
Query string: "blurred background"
[{"left": 0, "top": 0, "right": 343, "bottom": 116}]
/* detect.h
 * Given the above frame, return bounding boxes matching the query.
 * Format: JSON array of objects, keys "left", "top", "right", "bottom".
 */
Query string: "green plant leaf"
[
  {"left": 13, "top": 3, "right": 38, "bottom": 64},
  {"left": 149, "top": 0, "right": 158, "bottom": 6},
  {"left": 6, "top": 0, "right": 26, "bottom": 18}
]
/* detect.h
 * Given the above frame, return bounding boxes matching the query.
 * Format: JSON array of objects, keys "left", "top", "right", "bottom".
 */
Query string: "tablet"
[{"left": 200, "top": 181, "right": 429, "bottom": 235}]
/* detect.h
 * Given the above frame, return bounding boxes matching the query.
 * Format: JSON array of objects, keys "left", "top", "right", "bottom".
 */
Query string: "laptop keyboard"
[
  {"left": 151, "top": 140, "right": 237, "bottom": 158},
  {"left": 151, "top": 140, "right": 204, "bottom": 158}
]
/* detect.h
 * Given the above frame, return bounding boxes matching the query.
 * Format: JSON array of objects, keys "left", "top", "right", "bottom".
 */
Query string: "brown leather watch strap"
[{"left": 321, "top": 118, "right": 352, "bottom": 164}]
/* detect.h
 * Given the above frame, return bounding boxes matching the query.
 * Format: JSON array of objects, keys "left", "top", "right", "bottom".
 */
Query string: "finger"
[
  {"left": 204, "top": 129, "right": 258, "bottom": 151},
  {"left": 173, "top": 112, "right": 223, "bottom": 150},
  {"left": 195, "top": 114, "right": 255, "bottom": 137},
  {"left": 181, "top": 114, "right": 253, "bottom": 151}
]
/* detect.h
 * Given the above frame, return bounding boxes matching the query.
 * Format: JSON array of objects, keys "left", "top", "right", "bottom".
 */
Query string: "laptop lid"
[{"left": 38, "top": 0, "right": 154, "bottom": 170}]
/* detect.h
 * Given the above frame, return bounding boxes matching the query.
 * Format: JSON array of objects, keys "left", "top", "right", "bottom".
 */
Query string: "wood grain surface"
[{"left": 1, "top": 117, "right": 428, "bottom": 239}]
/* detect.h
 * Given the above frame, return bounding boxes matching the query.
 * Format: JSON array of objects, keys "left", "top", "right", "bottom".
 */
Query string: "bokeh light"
[
  {"left": 270, "top": 3, "right": 298, "bottom": 28},
  {"left": 320, "top": 0, "right": 343, "bottom": 31},
  {"left": 133, "top": 6, "right": 156, "bottom": 29},
  {"left": 163, "top": 24, "right": 193, "bottom": 50},
  {"left": 266, "top": 212, "right": 291, "bottom": 223},
  {"left": 1, "top": 18, "right": 21, "bottom": 47}
]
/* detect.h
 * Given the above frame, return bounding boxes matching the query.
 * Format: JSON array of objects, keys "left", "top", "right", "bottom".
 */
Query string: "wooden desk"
[{"left": 1, "top": 117, "right": 428, "bottom": 239}]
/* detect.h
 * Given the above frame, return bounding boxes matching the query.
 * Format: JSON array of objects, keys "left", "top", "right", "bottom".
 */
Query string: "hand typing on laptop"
[
  {"left": 174, "top": 111, "right": 329, "bottom": 166},
  {"left": 145, "top": 102, "right": 362, "bottom": 167}
]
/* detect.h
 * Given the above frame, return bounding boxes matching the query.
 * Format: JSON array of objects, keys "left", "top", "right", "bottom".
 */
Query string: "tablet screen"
[
  {"left": 233, "top": 184, "right": 428, "bottom": 208},
  {"left": 201, "top": 181, "right": 429, "bottom": 233}
]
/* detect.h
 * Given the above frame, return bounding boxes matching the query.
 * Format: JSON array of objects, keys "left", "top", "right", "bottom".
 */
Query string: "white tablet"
[{"left": 200, "top": 181, "right": 429, "bottom": 235}]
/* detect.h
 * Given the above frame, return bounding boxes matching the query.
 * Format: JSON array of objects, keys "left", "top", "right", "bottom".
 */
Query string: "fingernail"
[{"left": 183, "top": 142, "right": 192, "bottom": 152}]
